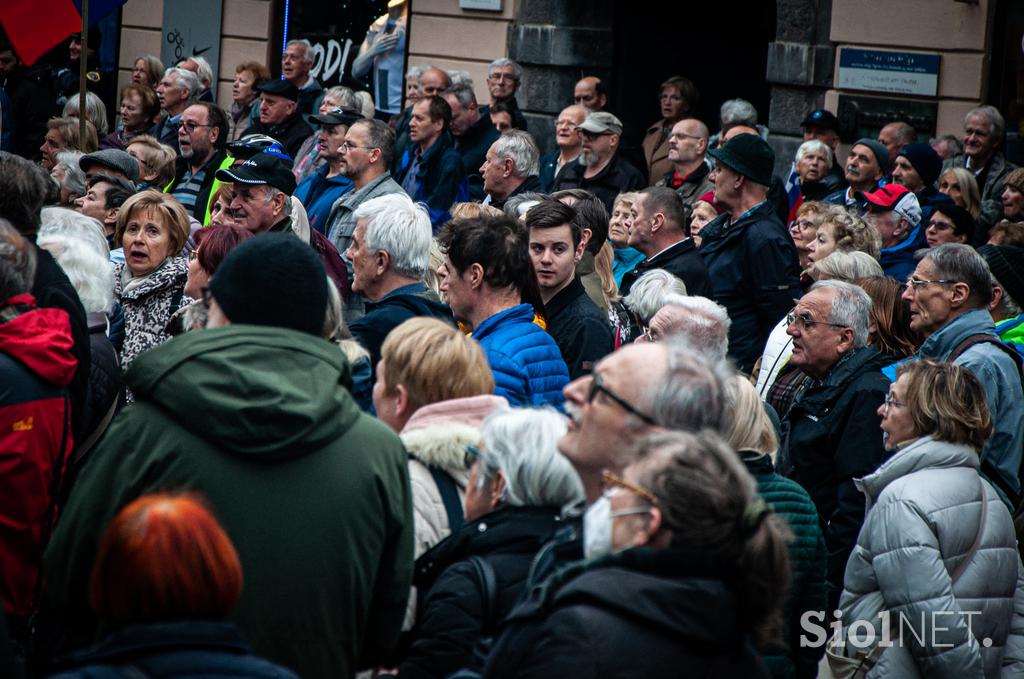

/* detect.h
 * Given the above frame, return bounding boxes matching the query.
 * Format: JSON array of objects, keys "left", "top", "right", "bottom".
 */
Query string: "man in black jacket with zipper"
[{"left": 525, "top": 199, "right": 611, "bottom": 379}]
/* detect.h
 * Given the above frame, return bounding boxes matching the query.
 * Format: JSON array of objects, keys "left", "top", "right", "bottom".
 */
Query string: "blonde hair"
[
  {"left": 423, "top": 239, "right": 445, "bottom": 298},
  {"left": 450, "top": 202, "right": 504, "bottom": 220},
  {"left": 47, "top": 116, "right": 99, "bottom": 154},
  {"left": 612, "top": 191, "right": 641, "bottom": 213},
  {"left": 810, "top": 250, "right": 883, "bottom": 281},
  {"left": 594, "top": 241, "right": 618, "bottom": 306},
  {"left": 114, "top": 190, "right": 191, "bottom": 255},
  {"left": 896, "top": 359, "right": 992, "bottom": 451},
  {"left": 127, "top": 135, "right": 177, "bottom": 185},
  {"left": 380, "top": 317, "right": 495, "bottom": 412},
  {"left": 941, "top": 168, "right": 981, "bottom": 220},
  {"left": 822, "top": 205, "right": 880, "bottom": 259},
  {"left": 724, "top": 374, "right": 777, "bottom": 457}
]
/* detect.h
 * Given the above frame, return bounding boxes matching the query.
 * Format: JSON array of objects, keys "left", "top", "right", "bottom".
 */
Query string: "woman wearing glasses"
[
  {"left": 393, "top": 406, "right": 582, "bottom": 679},
  {"left": 112, "top": 191, "right": 191, "bottom": 380},
  {"left": 832, "top": 360, "right": 1024, "bottom": 677},
  {"left": 480, "top": 430, "right": 789, "bottom": 679}
]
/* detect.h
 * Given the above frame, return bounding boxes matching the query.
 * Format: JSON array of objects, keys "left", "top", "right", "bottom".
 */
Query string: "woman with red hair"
[{"left": 48, "top": 494, "right": 296, "bottom": 678}]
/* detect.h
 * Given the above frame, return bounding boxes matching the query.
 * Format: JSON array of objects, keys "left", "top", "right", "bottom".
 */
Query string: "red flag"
[{"left": 0, "top": 0, "right": 82, "bottom": 66}]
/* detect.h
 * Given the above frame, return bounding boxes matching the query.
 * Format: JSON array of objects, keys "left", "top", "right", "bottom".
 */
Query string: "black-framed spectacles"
[
  {"left": 587, "top": 374, "right": 657, "bottom": 426},
  {"left": 883, "top": 391, "right": 905, "bottom": 412},
  {"left": 785, "top": 310, "right": 848, "bottom": 331},
  {"left": 177, "top": 120, "right": 214, "bottom": 133}
]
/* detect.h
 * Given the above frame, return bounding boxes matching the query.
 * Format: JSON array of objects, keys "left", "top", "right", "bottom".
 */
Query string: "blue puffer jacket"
[{"left": 472, "top": 304, "right": 569, "bottom": 407}]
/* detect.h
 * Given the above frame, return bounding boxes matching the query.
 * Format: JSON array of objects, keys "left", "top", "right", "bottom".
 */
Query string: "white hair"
[
  {"left": 53, "top": 150, "right": 87, "bottom": 199},
  {"left": 795, "top": 139, "right": 833, "bottom": 169},
  {"left": 647, "top": 338, "right": 730, "bottom": 433},
  {"left": 164, "top": 67, "right": 200, "bottom": 98},
  {"left": 447, "top": 70, "right": 474, "bottom": 89},
  {"left": 810, "top": 279, "right": 872, "bottom": 348},
  {"left": 622, "top": 269, "right": 687, "bottom": 324},
  {"left": 179, "top": 55, "right": 213, "bottom": 87},
  {"left": 286, "top": 39, "right": 314, "bottom": 65},
  {"left": 354, "top": 91, "right": 375, "bottom": 120},
  {"left": 477, "top": 406, "right": 584, "bottom": 508},
  {"left": 654, "top": 294, "right": 731, "bottom": 362},
  {"left": 488, "top": 58, "right": 522, "bottom": 81},
  {"left": 263, "top": 187, "right": 292, "bottom": 216},
  {"left": 720, "top": 98, "right": 758, "bottom": 127},
  {"left": 322, "top": 85, "right": 359, "bottom": 109},
  {"left": 353, "top": 193, "right": 432, "bottom": 279},
  {"left": 492, "top": 130, "right": 539, "bottom": 178},
  {"left": 62, "top": 91, "right": 109, "bottom": 136},
  {"left": 38, "top": 208, "right": 113, "bottom": 313}
]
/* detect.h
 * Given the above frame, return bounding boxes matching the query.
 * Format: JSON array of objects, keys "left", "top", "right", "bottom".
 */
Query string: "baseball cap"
[
  {"left": 309, "top": 107, "right": 363, "bottom": 127},
  {"left": 858, "top": 184, "right": 922, "bottom": 227},
  {"left": 80, "top": 149, "right": 140, "bottom": 183},
  {"left": 226, "top": 134, "right": 293, "bottom": 165},
  {"left": 706, "top": 133, "right": 775, "bottom": 187},
  {"left": 256, "top": 79, "right": 299, "bottom": 102},
  {"left": 577, "top": 111, "right": 623, "bottom": 135},
  {"left": 215, "top": 151, "right": 297, "bottom": 196},
  {"left": 800, "top": 109, "right": 839, "bottom": 132}
]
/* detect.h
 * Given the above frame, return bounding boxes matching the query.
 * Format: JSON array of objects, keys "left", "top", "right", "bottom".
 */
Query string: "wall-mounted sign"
[
  {"left": 459, "top": 0, "right": 503, "bottom": 11},
  {"left": 837, "top": 48, "right": 940, "bottom": 97}
]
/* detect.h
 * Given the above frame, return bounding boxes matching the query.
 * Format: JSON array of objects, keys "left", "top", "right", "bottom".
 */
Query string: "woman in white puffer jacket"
[{"left": 836, "top": 359, "right": 1024, "bottom": 678}]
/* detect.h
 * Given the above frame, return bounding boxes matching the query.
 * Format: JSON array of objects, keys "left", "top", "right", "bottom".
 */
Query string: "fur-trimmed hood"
[{"left": 401, "top": 394, "right": 507, "bottom": 470}]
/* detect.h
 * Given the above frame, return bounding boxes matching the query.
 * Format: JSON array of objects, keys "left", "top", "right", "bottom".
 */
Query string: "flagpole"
[{"left": 79, "top": 0, "right": 89, "bottom": 143}]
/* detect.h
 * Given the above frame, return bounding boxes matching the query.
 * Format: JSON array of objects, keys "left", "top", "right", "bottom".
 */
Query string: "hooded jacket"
[
  {"left": 878, "top": 221, "right": 928, "bottom": 282},
  {"left": 839, "top": 436, "right": 1024, "bottom": 678},
  {"left": 0, "top": 295, "right": 76, "bottom": 617},
  {"left": 42, "top": 325, "right": 414, "bottom": 679},
  {"left": 780, "top": 345, "right": 890, "bottom": 605},
  {"left": 349, "top": 282, "right": 454, "bottom": 371},
  {"left": 699, "top": 201, "right": 803, "bottom": 372},
  {"left": 472, "top": 304, "right": 569, "bottom": 407},
  {"left": 481, "top": 547, "right": 770, "bottom": 679},
  {"left": 917, "top": 308, "right": 1024, "bottom": 502}
]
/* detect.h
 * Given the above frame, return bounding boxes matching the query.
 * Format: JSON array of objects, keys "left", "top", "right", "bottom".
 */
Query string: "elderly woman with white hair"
[
  {"left": 611, "top": 268, "right": 687, "bottom": 346},
  {"left": 395, "top": 406, "right": 584, "bottom": 679},
  {"left": 37, "top": 208, "right": 123, "bottom": 455},
  {"left": 50, "top": 150, "right": 88, "bottom": 207},
  {"left": 790, "top": 139, "right": 841, "bottom": 220}
]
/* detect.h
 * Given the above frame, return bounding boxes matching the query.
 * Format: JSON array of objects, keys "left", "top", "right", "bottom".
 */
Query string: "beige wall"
[
  {"left": 118, "top": 0, "right": 272, "bottom": 110},
  {"left": 406, "top": 0, "right": 515, "bottom": 105},
  {"left": 826, "top": 0, "right": 994, "bottom": 141}
]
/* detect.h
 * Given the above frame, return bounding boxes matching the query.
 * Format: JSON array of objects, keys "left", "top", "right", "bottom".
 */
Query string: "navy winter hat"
[
  {"left": 209, "top": 233, "right": 327, "bottom": 336},
  {"left": 852, "top": 138, "right": 891, "bottom": 176},
  {"left": 897, "top": 143, "right": 943, "bottom": 187}
]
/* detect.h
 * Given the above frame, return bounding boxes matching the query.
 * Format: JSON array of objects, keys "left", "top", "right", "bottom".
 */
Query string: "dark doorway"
[
  {"left": 987, "top": 0, "right": 1024, "bottom": 165},
  {"left": 609, "top": 2, "right": 776, "bottom": 147}
]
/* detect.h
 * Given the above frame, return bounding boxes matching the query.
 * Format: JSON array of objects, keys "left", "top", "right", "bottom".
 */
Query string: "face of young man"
[{"left": 529, "top": 223, "right": 584, "bottom": 301}]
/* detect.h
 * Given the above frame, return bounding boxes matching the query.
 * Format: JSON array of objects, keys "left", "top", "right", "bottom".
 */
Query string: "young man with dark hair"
[
  {"left": 526, "top": 199, "right": 612, "bottom": 379},
  {"left": 395, "top": 95, "right": 467, "bottom": 228},
  {"left": 437, "top": 215, "right": 568, "bottom": 405}
]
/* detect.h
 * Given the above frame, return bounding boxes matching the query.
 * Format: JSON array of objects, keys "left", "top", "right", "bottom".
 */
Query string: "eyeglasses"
[
  {"left": 587, "top": 373, "right": 657, "bottom": 426},
  {"left": 926, "top": 220, "right": 954, "bottom": 231},
  {"left": 785, "top": 311, "right": 848, "bottom": 331},
  {"left": 464, "top": 444, "right": 482, "bottom": 469},
  {"left": 905, "top": 276, "right": 957, "bottom": 290},
  {"left": 177, "top": 120, "right": 214, "bottom": 133},
  {"left": 339, "top": 141, "right": 376, "bottom": 152},
  {"left": 791, "top": 219, "right": 817, "bottom": 232},
  {"left": 601, "top": 470, "right": 660, "bottom": 507},
  {"left": 883, "top": 391, "right": 906, "bottom": 412},
  {"left": 487, "top": 74, "right": 518, "bottom": 83},
  {"left": 188, "top": 249, "right": 200, "bottom": 262}
]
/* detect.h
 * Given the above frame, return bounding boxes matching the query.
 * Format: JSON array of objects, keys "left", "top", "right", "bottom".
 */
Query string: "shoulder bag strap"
[
  {"left": 428, "top": 466, "right": 464, "bottom": 533},
  {"left": 468, "top": 555, "right": 498, "bottom": 636}
]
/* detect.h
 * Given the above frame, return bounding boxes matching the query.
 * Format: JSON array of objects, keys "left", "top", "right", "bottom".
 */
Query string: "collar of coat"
[{"left": 855, "top": 435, "right": 980, "bottom": 504}]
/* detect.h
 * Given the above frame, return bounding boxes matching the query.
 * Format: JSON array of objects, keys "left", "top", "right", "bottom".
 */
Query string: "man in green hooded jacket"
[{"left": 43, "top": 234, "right": 413, "bottom": 679}]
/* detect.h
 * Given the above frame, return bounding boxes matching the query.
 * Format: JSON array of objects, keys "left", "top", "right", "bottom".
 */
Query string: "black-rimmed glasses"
[{"left": 587, "top": 374, "right": 657, "bottom": 426}]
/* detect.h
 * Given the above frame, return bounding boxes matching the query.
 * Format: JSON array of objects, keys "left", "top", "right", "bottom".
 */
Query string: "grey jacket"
[
  {"left": 839, "top": 436, "right": 1024, "bottom": 678},
  {"left": 325, "top": 173, "right": 406, "bottom": 256},
  {"left": 917, "top": 308, "right": 1024, "bottom": 502}
]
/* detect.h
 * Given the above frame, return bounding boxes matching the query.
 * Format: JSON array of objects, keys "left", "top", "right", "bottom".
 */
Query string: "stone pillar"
[
  {"left": 766, "top": 0, "right": 835, "bottom": 176},
  {"left": 508, "top": 0, "right": 614, "bottom": 154}
]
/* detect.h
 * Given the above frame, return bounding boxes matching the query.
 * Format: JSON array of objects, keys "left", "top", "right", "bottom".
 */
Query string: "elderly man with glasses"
[
  {"left": 902, "top": 243, "right": 1024, "bottom": 506},
  {"left": 779, "top": 279, "right": 889, "bottom": 609}
]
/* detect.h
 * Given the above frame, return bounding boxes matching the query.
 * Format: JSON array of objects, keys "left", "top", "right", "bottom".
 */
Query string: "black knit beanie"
[{"left": 209, "top": 233, "right": 327, "bottom": 335}]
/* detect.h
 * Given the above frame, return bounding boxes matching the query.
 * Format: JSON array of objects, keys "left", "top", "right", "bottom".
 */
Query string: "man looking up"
[
  {"left": 249, "top": 80, "right": 313, "bottom": 159},
  {"left": 525, "top": 199, "right": 611, "bottom": 379},
  {"left": 700, "top": 133, "right": 802, "bottom": 372},
  {"left": 169, "top": 102, "right": 230, "bottom": 221},
  {"left": 621, "top": 186, "right": 711, "bottom": 298},
  {"left": 658, "top": 118, "right": 713, "bottom": 207},
  {"left": 345, "top": 193, "right": 453, "bottom": 370},
  {"left": 480, "top": 130, "right": 540, "bottom": 211},
  {"left": 437, "top": 215, "right": 568, "bottom": 406},
  {"left": 539, "top": 105, "right": 587, "bottom": 191},
  {"left": 824, "top": 138, "right": 888, "bottom": 210},
  {"left": 395, "top": 95, "right": 466, "bottom": 228},
  {"left": 443, "top": 83, "right": 499, "bottom": 201},
  {"left": 282, "top": 39, "right": 323, "bottom": 117},
  {"left": 551, "top": 111, "right": 646, "bottom": 212},
  {"left": 573, "top": 76, "right": 607, "bottom": 111}
]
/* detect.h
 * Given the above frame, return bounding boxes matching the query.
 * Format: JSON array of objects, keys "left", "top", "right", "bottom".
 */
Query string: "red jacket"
[{"left": 0, "top": 293, "right": 76, "bottom": 616}]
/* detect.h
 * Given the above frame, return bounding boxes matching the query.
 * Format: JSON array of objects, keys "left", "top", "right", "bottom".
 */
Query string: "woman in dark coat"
[
  {"left": 481, "top": 430, "right": 791, "bottom": 679},
  {"left": 396, "top": 406, "right": 584, "bottom": 679}
]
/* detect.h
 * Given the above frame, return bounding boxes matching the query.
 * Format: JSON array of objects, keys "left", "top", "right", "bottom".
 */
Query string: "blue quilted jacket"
[{"left": 472, "top": 304, "right": 569, "bottom": 407}]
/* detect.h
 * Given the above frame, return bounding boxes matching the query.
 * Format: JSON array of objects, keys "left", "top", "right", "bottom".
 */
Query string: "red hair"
[
  {"left": 89, "top": 493, "right": 243, "bottom": 625},
  {"left": 195, "top": 224, "right": 253, "bottom": 276}
]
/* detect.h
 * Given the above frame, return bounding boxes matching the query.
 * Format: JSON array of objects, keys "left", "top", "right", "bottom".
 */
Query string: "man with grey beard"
[{"left": 550, "top": 111, "right": 646, "bottom": 212}]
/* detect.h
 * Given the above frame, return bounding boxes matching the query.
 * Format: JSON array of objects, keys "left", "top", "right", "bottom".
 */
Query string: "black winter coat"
[
  {"left": 249, "top": 112, "right": 314, "bottom": 159},
  {"left": 348, "top": 283, "right": 454, "bottom": 372},
  {"left": 698, "top": 201, "right": 802, "bottom": 372},
  {"left": 544, "top": 276, "right": 612, "bottom": 379},
  {"left": 619, "top": 237, "right": 712, "bottom": 299},
  {"left": 399, "top": 506, "right": 566, "bottom": 679},
  {"left": 481, "top": 547, "right": 770, "bottom": 679},
  {"left": 83, "top": 312, "right": 122, "bottom": 446},
  {"left": 779, "top": 346, "right": 889, "bottom": 608},
  {"left": 454, "top": 114, "right": 500, "bottom": 201},
  {"left": 550, "top": 153, "right": 647, "bottom": 213},
  {"left": 48, "top": 620, "right": 298, "bottom": 678}
]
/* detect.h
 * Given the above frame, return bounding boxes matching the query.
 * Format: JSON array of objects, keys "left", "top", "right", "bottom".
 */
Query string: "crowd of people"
[{"left": 2, "top": 31, "right": 1024, "bottom": 679}]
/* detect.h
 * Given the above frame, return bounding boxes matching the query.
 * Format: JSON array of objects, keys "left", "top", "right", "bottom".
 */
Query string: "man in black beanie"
[
  {"left": 43, "top": 236, "right": 414, "bottom": 679},
  {"left": 978, "top": 243, "right": 1024, "bottom": 354},
  {"left": 824, "top": 138, "right": 888, "bottom": 211},
  {"left": 893, "top": 142, "right": 946, "bottom": 212}
]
